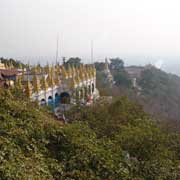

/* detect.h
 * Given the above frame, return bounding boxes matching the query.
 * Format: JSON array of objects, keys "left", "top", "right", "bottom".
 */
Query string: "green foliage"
[
  {"left": 138, "top": 67, "right": 180, "bottom": 121},
  {"left": 65, "top": 57, "right": 82, "bottom": 67},
  {"left": 0, "top": 57, "right": 26, "bottom": 69},
  {"left": 110, "top": 57, "right": 124, "bottom": 70},
  {"left": 96, "top": 71, "right": 113, "bottom": 96},
  {"left": 113, "top": 70, "right": 132, "bottom": 88},
  {"left": 67, "top": 97, "right": 180, "bottom": 179},
  {"left": 0, "top": 90, "right": 180, "bottom": 179}
]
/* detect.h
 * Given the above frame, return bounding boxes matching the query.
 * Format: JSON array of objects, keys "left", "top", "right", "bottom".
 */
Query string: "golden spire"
[
  {"left": 48, "top": 68, "right": 55, "bottom": 87},
  {"left": 55, "top": 64, "right": 61, "bottom": 74},
  {"left": 71, "top": 64, "right": 76, "bottom": 77},
  {"left": 50, "top": 75, "right": 55, "bottom": 87},
  {"left": 46, "top": 74, "right": 51, "bottom": 85},
  {"left": 79, "top": 66, "right": 85, "bottom": 81},
  {"left": 45, "top": 63, "right": 50, "bottom": 74},
  {"left": 16, "top": 76, "right": 22, "bottom": 89},
  {"left": 84, "top": 66, "right": 90, "bottom": 80},
  {"left": 37, "top": 63, "right": 41, "bottom": 73},
  {"left": 62, "top": 66, "right": 68, "bottom": 79},
  {"left": 41, "top": 75, "right": 48, "bottom": 90},
  {"left": 88, "top": 65, "right": 93, "bottom": 79},
  {"left": 54, "top": 72, "right": 61, "bottom": 85},
  {"left": 33, "top": 73, "right": 41, "bottom": 93},
  {"left": 92, "top": 64, "right": 96, "bottom": 77},
  {"left": 69, "top": 77, "right": 77, "bottom": 89},
  {"left": 25, "top": 78, "right": 32, "bottom": 98},
  {"left": 67, "top": 64, "right": 72, "bottom": 78},
  {"left": 75, "top": 70, "right": 81, "bottom": 84}
]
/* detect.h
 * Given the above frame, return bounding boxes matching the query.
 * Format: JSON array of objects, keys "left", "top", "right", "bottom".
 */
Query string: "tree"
[
  {"left": 65, "top": 57, "right": 82, "bottom": 67},
  {"left": 110, "top": 58, "right": 124, "bottom": 70}
]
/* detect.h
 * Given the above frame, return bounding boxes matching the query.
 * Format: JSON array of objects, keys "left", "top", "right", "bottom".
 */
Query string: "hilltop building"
[
  {"left": 0, "top": 61, "right": 23, "bottom": 88},
  {"left": 103, "top": 58, "right": 114, "bottom": 84},
  {"left": 0, "top": 60, "right": 99, "bottom": 110},
  {"left": 22, "top": 63, "right": 99, "bottom": 110}
]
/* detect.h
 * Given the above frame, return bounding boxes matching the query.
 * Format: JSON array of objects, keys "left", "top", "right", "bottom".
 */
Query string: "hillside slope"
[
  {"left": 138, "top": 67, "right": 180, "bottom": 121},
  {"left": 0, "top": 90, "right": 180, "bottom": 179}
]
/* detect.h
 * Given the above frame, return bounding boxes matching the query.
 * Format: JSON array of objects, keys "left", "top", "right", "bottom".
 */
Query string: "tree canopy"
[{"left": 0, "top": 90, "right": 180, "bottom": 179}]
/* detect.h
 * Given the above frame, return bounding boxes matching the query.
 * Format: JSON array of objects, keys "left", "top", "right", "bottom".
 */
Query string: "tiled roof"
[{"left": 0, "top": 69, "right": 21, "bottom": 76}]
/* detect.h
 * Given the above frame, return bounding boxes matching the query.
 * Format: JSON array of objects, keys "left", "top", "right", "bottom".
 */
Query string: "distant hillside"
[
  {"left": 95, "top": 59, "right": 180, "bottom": 122},
  {"left": 137, "top": 66, "right": 180, "bottom": 121}
]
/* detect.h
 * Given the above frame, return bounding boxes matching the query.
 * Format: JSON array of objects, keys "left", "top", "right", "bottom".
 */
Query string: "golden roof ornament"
[
  {"left": 69, "top": 77, "right": 77, "bottom": 89},
  {"left": 79, "top": 67, "right": 85, "bottom": 81},
  {"left": 75, "top": 71, "right": 81, "bottom": 84},
  {"left": 67, "top": 64, "right": 72, "bottom": 78},
  {"left": 49, "top": 72, "right": 55, "bottom": 87},
  {"left": 37, "top": 63, "right": 41, "bottom": 73},
  {"left": 25, "top": 78, "right": 32, "bottom": 98},
  {"left": 93, "top": 64, "right": 96, "bottom": 77},
  {"left": 41, "top": 75, "right": 48, "bottom": 90},
  {"left": 17, "top": 77, "right": 22, "bottom": 89},
  {"left": 62, "top": 66, "right": 68, "bottom": 79},
  {"left": 33, "top": 73, "right": 41, "bottom": 93},
  {"left": 45, "top": 63, "right": 50, "bottom": 74},
  {"left": 54, "top": 72, "right": 61, "bottom": 85},
  {"left": 72, "top": 64, "right": 76, "bottom": 76}
]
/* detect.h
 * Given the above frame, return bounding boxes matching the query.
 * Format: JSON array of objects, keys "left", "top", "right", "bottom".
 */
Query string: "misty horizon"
[{"left": 1, "top": 0, "right": 180, "bottom": 74}]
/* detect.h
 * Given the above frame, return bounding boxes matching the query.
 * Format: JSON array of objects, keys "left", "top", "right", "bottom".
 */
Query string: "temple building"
[
  {"left": 0, "top": 61, "right": 22, "bottom": 88},
  {"left": 103, "top": 58, "right": 114, "bottom": 84},
  {"left": 22, "top": 63, "right": 99, "bottom": 110}
]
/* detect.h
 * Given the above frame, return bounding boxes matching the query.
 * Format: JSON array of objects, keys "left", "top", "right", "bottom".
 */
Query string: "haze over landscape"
[
  {"left": 1, "top": 0, "right": 180, "bottom": 74},
  {"left": 3, "top": 1, "right": 180, "bottom": 179}
]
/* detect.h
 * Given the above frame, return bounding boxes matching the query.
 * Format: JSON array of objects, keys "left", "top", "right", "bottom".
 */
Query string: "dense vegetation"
[
  {"left": 0, "top": 57, "right": 26, "bottom": 69},
  {"left": 138, "top": 67, "right": 180, "bottom": 121},
  {"left": 95, "top": 58, "right": 180, "bottom": 122},
  {"left": 95, "top": 59, "right": 132, "bottom": 96},
  {"left": 0, "top": 89, "right": 180, "bottom": 179}
]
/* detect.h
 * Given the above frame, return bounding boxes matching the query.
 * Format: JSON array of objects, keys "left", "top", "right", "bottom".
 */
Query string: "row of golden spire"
[{"left": 23, "top": 64, "right": 96, "bottom": 97}]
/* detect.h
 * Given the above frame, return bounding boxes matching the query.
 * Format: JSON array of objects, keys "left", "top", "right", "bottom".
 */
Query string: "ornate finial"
[
  {"left": 67, "top": 64, "right": 72, "bottom": 78},
  {"left": 62, "top": 66, "right": 68, "bottom": 79},
  {"left": 49, "top": 69, "right": 55, "bottom": 88},
  {"left": 16, "top": 76, "right": 22, "bottom": 89},
  {"left": 88, "top": 65, "right": 93, "bottom": 79},
  {"left": 72, "top": 64, "right": 76, "bottom": 77},
  {"left": 69, "top": 77, "right": 77, "bottom": 89},
  {"left": 75, "top": 70, "right": 81, "bottom": 85},
  {"left": 84, "top": 66, "right": 90, "bottom": 80},
  {"left": 25, "top": 78, "right": 32, "bottom": 98},
  {"left": 37, "top": 63, "right": 41, "bottom": 73},
  {"left": 45, "top": 63, "right": 50, "bottom": 74},
  {"left": 79, "top": 66, "right": 85, "bottom": 81},
  {"left": 54, "top": 72, "right": 61, "bottom": 85},
  {"left": 46, "top": 74, "right": 51, "bottom": 85},
  {"left": 41, "top": 75, "right": 48, "bottom": 90},
  {"left": 33, "top": 73, "right": 41, "bottom": 93}
]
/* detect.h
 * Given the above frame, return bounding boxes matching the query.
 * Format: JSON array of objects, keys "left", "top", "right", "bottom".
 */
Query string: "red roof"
[{"left": 0, "top": 69, "right": 21, "bottom": 76}]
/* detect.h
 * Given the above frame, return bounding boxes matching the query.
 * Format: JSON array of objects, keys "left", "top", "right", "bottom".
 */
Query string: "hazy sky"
[{"left": 1, "top": 0, "right": 180, "bottom": 64}]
